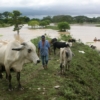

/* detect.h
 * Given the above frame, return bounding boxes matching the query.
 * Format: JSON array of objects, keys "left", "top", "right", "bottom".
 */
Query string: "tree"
[
  {"left": 39, "top": 21, "right": 48, "bottom": 28},
  {"left": 3, "top": 11, "right": 10, "bottom": 19},
  {"left": 42, "top": 16, "right": 52, "bottom": 22},
  {"left": 23, "top": 16, "right": 30, "bottom": 23},
  {"left": 28, "top": 20, "right": 39, "bottom": 28},
  {"left": 9, "top": 10, "right": 23, "bottom": 34},
  {"left": 2, "top": 11, "right": 10, "bottom": 23},
  {"left": 0, "top": 13, "right": 3, "bottom": 19},
  {"left": 44, "top": 20, "right": 50, "bottom": 25},
  {"left": 58, "top": 22, "right": 70, "bottom": 32},
  {"left": 52, "top": 15, "right": 73, "bottom": 23}
]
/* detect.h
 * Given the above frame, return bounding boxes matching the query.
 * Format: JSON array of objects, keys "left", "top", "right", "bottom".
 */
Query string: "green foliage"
[
  {"left": 0, "top": 23, "right": 10, "bottom": 27},
  {"left": 22, "top": 16, "right": 30, "bottom": 23},
  {"left": 42, "top": 16, "right": 52, "bottom": 22},
  {"left": 9, "top": 10, "right": 24, "bottom": 34},
  {"left": 1, "top": 11, "right": 100, "bottom": 25},
  {"left": 45, "top": 25, "right": 58, "bottom": 30},
  {"left": 28, "top": 20, "right": 39, "bottom": 28},
  {"left": 3, "top": 11, "right": 10, "bottom": 19},
  {"left": 39, "top": 21, "right": 48, "bottom": 27},
  {"left": 0, "top": 13, "right": 3, "bottom": 19},
  {"left": 44, "top": 20, "right": 50, "bottom": 25},
  {"left": 61, "top": 42, "right": 100, "bottom": 99},
  {"left": 96, "top": 24, "right": 100, "bottom": 27},
  {"left": 59, "top": 34, "right": 72, "bottom": 41},
  {"left": 52, "top": 15, "right": 73, "bottom": 23},
  {"left": 58, "top": 22, "right": 70, "bottom": 32}
]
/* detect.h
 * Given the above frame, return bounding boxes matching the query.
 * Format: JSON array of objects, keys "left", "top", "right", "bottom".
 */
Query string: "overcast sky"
[{"left": 0, "top": 0, "right": 100, "bottom": 18}]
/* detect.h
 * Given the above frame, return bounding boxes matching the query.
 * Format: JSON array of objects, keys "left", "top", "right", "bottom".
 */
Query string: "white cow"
[
  {"left": 0, "top": 39, "right": 40, "bottom": 91},
  {"left": 0, "top": 40, "right": 8, "bottom": 47},
  {"left": 60, "top": 46, "right": 73, "bottom": 74}
]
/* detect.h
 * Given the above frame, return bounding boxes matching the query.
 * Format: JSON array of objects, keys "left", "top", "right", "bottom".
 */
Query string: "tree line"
[
  {"left": 35, "top": 15, "right": 100, "bottom": 24},
  {"left": 0, "top": 10, "right": 100, "bottom": 33},
  {"left": 1, "top": 11, "right": 100, "bottom": 24}
]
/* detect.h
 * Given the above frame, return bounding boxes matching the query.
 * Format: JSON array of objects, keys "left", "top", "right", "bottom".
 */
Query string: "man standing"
[{"left": 38, "top": 35, "right": 50, "bottom": 69}]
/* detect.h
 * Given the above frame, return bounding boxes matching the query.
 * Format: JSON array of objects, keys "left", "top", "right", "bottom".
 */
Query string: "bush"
[{"left": 58, "top": 22, "right": 70, "bottom": 32}]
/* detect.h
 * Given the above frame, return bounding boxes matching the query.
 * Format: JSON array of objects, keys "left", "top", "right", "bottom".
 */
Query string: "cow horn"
[{"left": 12, "top": 45, "right": 24, "bottom": 51}]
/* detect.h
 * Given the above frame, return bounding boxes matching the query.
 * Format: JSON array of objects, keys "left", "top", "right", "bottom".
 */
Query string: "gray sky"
[{"left": 0, "top": 0, "right": 100, "bottom": 18}]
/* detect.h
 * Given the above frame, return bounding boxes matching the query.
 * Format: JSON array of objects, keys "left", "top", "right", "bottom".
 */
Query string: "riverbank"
[{"left": 0, "top": 36, "right": 100, "bottom": 100}]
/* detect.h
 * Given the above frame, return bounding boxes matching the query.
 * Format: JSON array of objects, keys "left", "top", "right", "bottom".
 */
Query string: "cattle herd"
[
  {"left": 50, "top": 38, "right": 75, "bottom": 74},
  {"left": 0, "top": 35, "right": 76, "bottom": 91}
]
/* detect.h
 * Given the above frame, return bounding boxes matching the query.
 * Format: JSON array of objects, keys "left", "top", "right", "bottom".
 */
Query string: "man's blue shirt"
[{"left": 38, "top": 40, "right": 50, "bottom": 56}]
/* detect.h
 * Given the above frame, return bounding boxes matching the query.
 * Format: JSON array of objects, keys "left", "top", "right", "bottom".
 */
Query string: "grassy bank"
[
  {"left": 0, "top": 24, "right": 10, "bottom": 28},
  {"left": 0, "top": 35, "right": 100, "bottom": 100},
  {"left": 45, "top": 25, "right": 58, "bottom": 30}
]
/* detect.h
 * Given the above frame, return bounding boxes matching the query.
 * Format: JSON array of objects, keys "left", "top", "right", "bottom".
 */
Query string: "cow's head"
[
  {"left": 12, "top": 41, "right": 40, "bottom": 64},
  {"left": 65, "top": 44, "right": 70, "bottom": 47}
]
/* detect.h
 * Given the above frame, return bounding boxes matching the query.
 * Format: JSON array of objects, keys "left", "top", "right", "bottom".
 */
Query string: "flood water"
[
  {"left": 0, "top": 25, "right": 59, "bottom": 41},
  {"left": 0, "top": 24, "right": 100, "bottom": 50},
  {"left": 69, "top": 24, "right": 100, "bottom": 50}
]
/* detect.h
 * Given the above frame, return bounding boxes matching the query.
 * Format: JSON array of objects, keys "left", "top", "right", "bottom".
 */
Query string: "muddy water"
[
  {"left": 69, "top": 24, "right": 100, "bottom": 50},
  {"left": 0, "top": 25, "right": 59, "bottom": 41},
  {"left": 0, "top": 24, "right": 100, "bottom": 50}
]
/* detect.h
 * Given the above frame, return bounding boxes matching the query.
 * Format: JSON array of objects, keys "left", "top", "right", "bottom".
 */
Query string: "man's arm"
[
  {"left": 48, "top": 47, "right": 50, "bottom": 55},
  {"left": 38, "top": 48, "right": 40, "bottom": 56},
  {"left": 47, "top": 41, "right": 50, "bottom": 55},
  {"left": 38, "top": 41, "right": 40, "bottom": 56}
]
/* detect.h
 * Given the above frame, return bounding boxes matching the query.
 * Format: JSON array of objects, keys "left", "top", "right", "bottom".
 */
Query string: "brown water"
[
  {"left": 69, "top": 24, "right": 100, "bottom": 50},
  {"left": 0, "top": 25, "right": 59, "bottom": 41},
  {"left": 0, "top": 24, "right": 100, "bottom": 50}
]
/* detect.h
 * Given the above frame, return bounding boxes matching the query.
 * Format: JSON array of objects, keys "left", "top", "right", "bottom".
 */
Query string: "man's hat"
[{"left": 41, "top": 35, "right": 45, "bottom": 39}]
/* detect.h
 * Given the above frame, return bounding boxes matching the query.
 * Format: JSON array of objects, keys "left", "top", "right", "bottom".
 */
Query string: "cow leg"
[
  {"left": 62, "top": 65, "right": 65, "bottom": 74},
  {"left": 60, "top": 63, "right": 63, "bottom": 74},
  {"left": 5, "top": 72, "right": 8, "bottom": 79},
  {"left": 17, "top": 72, "right": 23, "bottom": 90},
  {"left": 6, "top": 72, "right": 13, "bottom": 91},
  {"left": 0, "top": 73, "right": 3, "bottom": 79},
  {"left": 5, "top": 68, "right": 13, "bottom": 91},
  {"left": 67, "top": 61, "right": 70, "bottom": 70},
  {"left": 54, "top": 47, "right": 56, "bottom": 55},
  {"left": 0, "top": 70, "right": 3, "bottom": 79},
  {"left": 8, "top": 74, "right": 12, "bottom": 91},
  {"left": 17, "top": 72, "right": 21, "bottom": 88},
  {"left": 0, "top": 66, "right": 3, "bottom": 79}
]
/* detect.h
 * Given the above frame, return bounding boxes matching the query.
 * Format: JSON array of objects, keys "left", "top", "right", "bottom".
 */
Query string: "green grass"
[
  {"left": 45, "top": 25, "right": 58, "bottom": 30},
  {"left": 0, "top": 34, "right": 3, "bottom": 37},
  {"left": 0, "top": 24, "right": 10, "bottom": 28},
  {"left": 0, "top": 35, "right": 100, "bottom": 100},
  {"left": 95, "top": 24, "right": 100, "bottom": 27}
]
